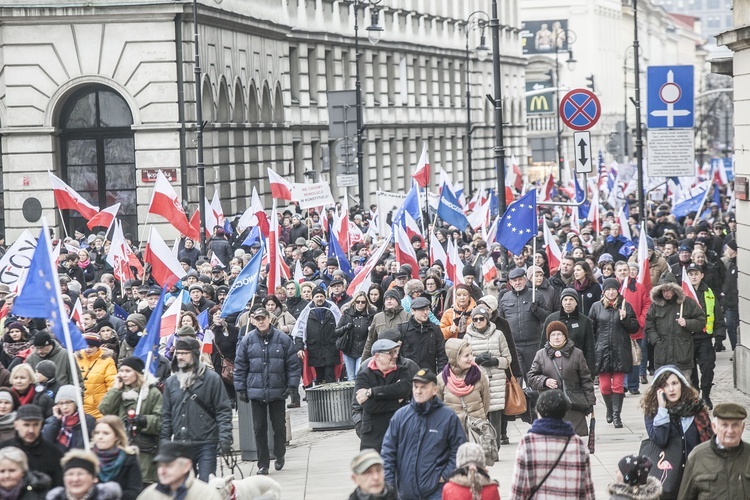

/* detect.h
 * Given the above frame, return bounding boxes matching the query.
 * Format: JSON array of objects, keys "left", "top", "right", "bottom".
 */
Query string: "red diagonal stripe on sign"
[{"left": 568, "top": 95, "right": 595, "bottom": 122}]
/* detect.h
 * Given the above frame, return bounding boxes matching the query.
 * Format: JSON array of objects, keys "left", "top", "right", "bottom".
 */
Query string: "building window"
[
  {"left": 706, "top": 16, "right": 721, "bottom": 28},
  {"left": 372, "top": 53, "right": 381, "bottom": 106},
  {"left": 707, "top": 0, "right": 719, "bottom": 7},
  {"left": 325, "top": 49, "right": 334, "bottom": 92},
  {"left": 386, "top": 54, "right": 396, "bottom": 105},
  {"left": 290, "top": 46, "right": 300, "bottom": 102},
  {"left": 308, "top": 48, "right": 318, "bottom": 104},
  {"left": 60, "top": 85, "right": 136, "bottom": 236}
]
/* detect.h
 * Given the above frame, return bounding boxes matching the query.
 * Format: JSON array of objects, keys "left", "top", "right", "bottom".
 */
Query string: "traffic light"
[{"left": 586, "top": 74, "right": 596, "bottom": 92}]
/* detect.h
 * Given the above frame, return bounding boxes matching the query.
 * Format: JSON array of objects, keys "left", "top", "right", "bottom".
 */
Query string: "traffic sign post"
[
  {"left": 647, "top": 65, "right": 694, "bottom": 129},
  {"left": 559, "top": 88, "right": 601, "bottom": 131},
  {"left": 573, "top": 131, "right": 592, "bottom": 173}
]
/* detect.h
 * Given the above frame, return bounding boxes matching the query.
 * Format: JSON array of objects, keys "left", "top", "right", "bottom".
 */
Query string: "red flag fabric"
[
  {"left": 394, "top": 224, "right": 420, "bottom": 279},
  {"left": 87, "top": 203, "right": 120, "bottom": 231},
  {"left": 268, "top": 167, "right": 294, "bottom": 201},
  {"left": 347, "top": 238, "right": 390, "bottom": 296},
  {"left": 144, "top": 227, "right": 187, "bottom": 288},
  {"left": 543, "top": 222, "right": 562, "bottom": 275},
  {"left": 48, "top": 172, "right": 99, "bottom": 219},
  {"left": 106, "top": 221, "right": 134, "bottom": 282},
  {"left": 412, "top": 143, "right": 430, "bottom": 188},
  {"left": 159, "top": 292, "right": 183, "bottom": 338},
  {"left": 543, "top": 174, "right": 555, "bottom": 201},
  {"left": 267, "top": 201, "right": 282, "bottom": 294},
  {"left": 147, "top": 170, "right": 197, "bottom": 239},
  {"left": 481, "top": 257, "right": 498, "bottom": 283},
  {"left": 681, "top": 267, "right": 700, "bottom": 305},
  {"left": 637, "top": 231, "right": 652, "bottom": 291}
]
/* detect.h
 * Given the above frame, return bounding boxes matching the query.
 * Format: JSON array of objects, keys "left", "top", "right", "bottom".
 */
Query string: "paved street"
[{"left": 226, "top": 350, "right": 750, "bottom": 498}]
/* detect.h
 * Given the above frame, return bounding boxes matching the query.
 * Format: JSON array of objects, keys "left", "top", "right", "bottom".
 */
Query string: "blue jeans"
[
  {"left": 343, "top": 354, "right": 361, "bottom": 381},
  {"left": 725, "top": 309, "right": 738, "bottom": 350},
  {"left": 191, "top": 442, "right": 218, "bottom": 482}
]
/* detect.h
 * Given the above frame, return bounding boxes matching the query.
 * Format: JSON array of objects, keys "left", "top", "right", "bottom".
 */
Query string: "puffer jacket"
[
  {"left": 645, "top": 279, "right": 706, "bottom": 371},
  {"left": 235, "top": 327, "right": 300, "bottom": 402},
  {"left": 285, "top": 296, "right": 309, "bottom": 319},
  {"left": 98, "top": 383, "right": 163, "bottom": 484},
  {"left": 498, "top": 287, "right": 551, "bottom": 346},
  {"left": 397, "top": 317, "right": 448, "bottom": 372},
  {"left": 381, "top": 397, "right": 466, "bottom": 499},
  {"left": 437, "top": 365, "right": 490, "bottom": 426},
  {"left": 15, "top": 471, "right": 51, "bottom": 500},
  {"left": 440, "top": 298, "right": 477, "bottom": 340},
  {"left": 589, "top": 297, "right": 640, "bottom": 374},
  {"left": 335, "top": 305, "right": 376, "bottom": 359},
  {"left": 77, "top": 349, "right": 117, "bottom": 419},
  {"left": 361, "top": 306, "right": 410, "bottom": 360},
  {"left": 541, "top": 309, "right": 596, "bottom": 375},
  {"left": 464, "top": 322, "right": 512, "bottom": 412},
  {"left": 160, "top": 364, "right": 233, "bottom": 445},
  {"left": 294, "top": 304, "right": 340, "bottom": 367}
]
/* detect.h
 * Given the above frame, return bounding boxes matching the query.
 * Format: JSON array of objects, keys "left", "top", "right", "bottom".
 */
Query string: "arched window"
[{"left": 59, "top": 85, "right": 137, "bottom": 236}]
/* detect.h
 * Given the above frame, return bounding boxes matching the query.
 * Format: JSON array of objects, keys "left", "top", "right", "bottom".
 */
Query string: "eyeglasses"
[
  {"left": 377, "top": 349, "right": 399, "bottom": 358},
  {"left": 355, "top": 300, "right": 367, "bottom": 304},
  {"left": 472, "top": 317, "right": 487, "bottom": 323}
]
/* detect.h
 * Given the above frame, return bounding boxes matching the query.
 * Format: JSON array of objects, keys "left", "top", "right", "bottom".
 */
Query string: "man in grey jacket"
[{"left": 160, "top": 337, "right": 233, "bottom": 481}]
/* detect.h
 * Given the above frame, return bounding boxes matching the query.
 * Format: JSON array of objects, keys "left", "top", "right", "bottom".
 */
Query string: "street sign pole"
[{"left": 633, "top": 0, "right": 645, "bottom": 223}]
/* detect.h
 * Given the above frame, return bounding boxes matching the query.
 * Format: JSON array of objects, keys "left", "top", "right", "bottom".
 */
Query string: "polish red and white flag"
[
  {"left": 210, "top": 191, "right": 224, "bottom": 227},
  {"left": 430, "top": 232, "right": 448, "bottom": 267},
  {"left": 268, "top": 167, "right": 294, "bottom": 201},
  {"left": 267, "top": 200, "right": 283, "bottom": 293},
  {"left": 237, "top": 187, "right": 270, "bottom": 236},
  {"left": 106, "top": 220, "right": 134, "bottom": 282},
  {"left": 48, "top": 172, "right": 99, "bottom": 220},
  {"left": 481, "top": 256, "right": 498, "bottom": 283},
  {"left": 543, "top": 222, "right": 562, "bottom": 275},
  {"left": 159, "top": 291, "right": 184, "bottom": 338},
  {"left": 70, "top": 298, "right": 83, "bottom": 328},
  {"left": 682, "top": 266, "right": 700, "bottom": 305},
  {"left": 87, "top": 203, "right": 120, "bottom": 231},
  {"left": 412, "top": 143, "right": 430, "bottom": 188},
  {"left": 394, "top": 224, "right": 420, "bottom": 279},
  {"left": 144, "top": 226, "right": 187, "bottom": 288},
  {"left": 147, "top": 171, "right": 197, "bottom": 239},
  {"left": 347, "top": 238, "right": 390, "bottom": 296}
]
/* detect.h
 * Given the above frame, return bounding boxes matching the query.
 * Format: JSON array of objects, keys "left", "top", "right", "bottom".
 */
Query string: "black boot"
[
  {"left": 702, "top": 389, "right": 713, "bottom": 410},
  {"left": 603, "top": 394, "right": 614, "bottom": 424},
  {"left": 287, "top": 388, "right": 301, "bottom": 409},
  {"left": 612, "top": 393, "right": 624, "bottom": 428}
]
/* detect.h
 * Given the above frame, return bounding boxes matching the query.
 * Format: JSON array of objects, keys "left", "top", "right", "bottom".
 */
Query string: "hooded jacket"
[
  {"left": 437, "top": 339, "right": 490, "bottom": 426},
  {"left": 381, "top": 397, "right": 466, "bottom": 499},
  {"left": 464, "top": 321, "right": 512, "bottom": 412},
  {"left": 645, "top": 275, "right": 706, "bottom": 371},
  {"left": 26, "top": 341, "right": 78, "bottom": 386},
  {"left": 607, "top": 476, "right": 662, "bottom": 500},
  {"left": 78, "top": 348, "right": 117, "bottom": 419}
]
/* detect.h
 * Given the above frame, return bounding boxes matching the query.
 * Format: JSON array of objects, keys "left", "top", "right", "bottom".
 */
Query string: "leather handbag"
[
  {"left": 214, "top": 344, "right": 234, "bottom": 385},
  {"left": 631, "top": 338, "right": 642, "bottom": 366},
  {"left": 503, "top": 375, "right": 527, "bottom": 416}
]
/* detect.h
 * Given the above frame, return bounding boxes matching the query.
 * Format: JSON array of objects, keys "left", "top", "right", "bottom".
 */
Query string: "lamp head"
[{"left": 367, "top": 9, "right": 384, "bottom": 45}]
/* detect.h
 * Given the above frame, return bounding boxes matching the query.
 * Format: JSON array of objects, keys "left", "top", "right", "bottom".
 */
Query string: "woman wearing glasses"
[{"left": 335, "top": 292, "right": 376, "bottom": 380}]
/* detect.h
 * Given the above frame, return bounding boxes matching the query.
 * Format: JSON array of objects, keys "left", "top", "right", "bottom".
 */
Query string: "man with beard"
[
  {"left": 293, "top": 287, "right": 342, "bottom": 385},
  {"left": 160, "top": 337, "right": 233, "bottom": 481},
  {"left": 361, "top": 289, "right": 410, "bottom": 360},
  {"left": 0, "top": 405, "right": 63, "bottom": 487}
]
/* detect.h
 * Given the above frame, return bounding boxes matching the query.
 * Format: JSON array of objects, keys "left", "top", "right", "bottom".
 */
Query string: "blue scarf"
[{"left": 529, "top": 417, "right": 576, "bottom": 437}]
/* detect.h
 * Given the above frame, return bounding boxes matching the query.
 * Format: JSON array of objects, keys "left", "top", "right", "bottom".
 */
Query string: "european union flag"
[
  {"left": 113, "top": 304, "right": 128, "bottom": 322},
  {"left": 391, "top": 184, "right": 421, "bottom": 228},
  {"left": 14, "top": 226, "right": 87, "bottom": 352},
  {"left": 673, "top": 188, "right": 709, "bottom": 219},
  {"left": 575, "top": 177, "right": 590, "bottom": 219},
  {"left": 220, "top": 248, "right": 263, "bottom": 317},
  {"left": 133, "top": 286, "right": 167, "bottom": 375},
  {"left": 197, "top": 309, "right": 209, "bottom": 333},
  {"left": 437, "top": 183, "right": 469, "bottom": 231},
  {"left": 223, "top": 218, "right": 234, "bottom": 236},
  {"left": 241, "top": 226, "right": 263, "bottom": 247},
  {"left": 327, "top": 232, "right": 354, "bottom": 280},
  {"left": 495, "top": 190, "right": 537, "bottom": 256}
]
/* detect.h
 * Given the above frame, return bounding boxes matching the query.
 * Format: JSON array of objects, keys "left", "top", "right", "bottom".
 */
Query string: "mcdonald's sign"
[{"left": 526, "top": 81, "right": 554, "bottom": 115}]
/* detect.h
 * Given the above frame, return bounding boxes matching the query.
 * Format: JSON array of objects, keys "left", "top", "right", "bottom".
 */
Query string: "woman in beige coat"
[
  {"left": 464, "top": 305, "right": 513, "bottom": 446},
  {"left": 437, "top": 338, "right": 491, "bottom": 435}
]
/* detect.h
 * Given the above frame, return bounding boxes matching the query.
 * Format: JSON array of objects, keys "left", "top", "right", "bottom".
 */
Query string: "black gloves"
[
  {"left": 219, "top": 441, "right": 232, "bottom": 455},
  {"left": 345, "top": 323, "right": 354, "bottom": 331},
  {"left": 530, "top": 302, "right": 539, "bottom": 312},
  {"left": 133, "top": 415, "right": 148, "bottom": 428},
  {"left": 282, "top": 387, "right": 293, "bottom": 399},
  {"left": 237, "top": 392, "right": 249, "bottom": 404},
  {"left": 475, "top": 352, "right": 494, "bottom": 366},
  {"left": 474, "top": 355, "right": 485, "bottom": 366},
  {"left": 484, "top": 357, "right": 500, "bottom": 367}
]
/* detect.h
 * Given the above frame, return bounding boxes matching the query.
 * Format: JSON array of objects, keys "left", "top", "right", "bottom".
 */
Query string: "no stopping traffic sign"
[{"left": 559, "top": 88, "right": 601, "bottom": 131}]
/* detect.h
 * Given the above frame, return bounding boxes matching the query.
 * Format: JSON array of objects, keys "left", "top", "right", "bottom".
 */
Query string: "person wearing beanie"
[
  {"left": 293, "top": 282, "right": 343, "bottom": 385},
  {"left": 588, "top": 276, "right": 640, "bottom": 428},
  {"left": 639, "top": 365, "right": 713, "bottom": 498},
  {"left": 99, "top": 356, "right": 163, "bottom": 485},
  {"left": 464, "top": 305, "right": 513, "bottom": 449},
  {"left": 118, "top": 313, "right": 147, "bottom": 365},
  {"left": 96, "top": 321, "right": 120, "bottom": 363},
  {"left": 41, "top": 384, "right": 96, "bottom": 455},
  {"left": 527, "top": 321, "right": 596, "bottom": 437},
  {"left": 607, "top": 454, "right": 661, "bottom": 499},
  {"left": 437, "top": 339, "right": 493, "bottom": 462},
  {"left": 26, "top": 331, "right": 77, "bottom": 387},
  {"left": 0, "top": 389, "right": 16, "bottom": 442},
  {"left": 161, "top": 335, "right": 233, "bottom": 481},
  {"left": 540, "top": 287, "right": 595, "bottom": 375},
  {"left": 0, "top": 321, "right": 32, "bottom": 370},
  {"left": 34, "top": 359, "right": 60, "bottom": 400},
  {"left": 360, "top": 286, "right": 410, "bottom": 361},
  {"left": 182, "top": 283, "right": 216, "bottom": 316},
  {"left": 443, "top": 442, "right": 500, "bottom": 500},
  {"left": 46, "top": 449, "right": 123, "bottom": 500},
  {"left": 91, "top": 297, "right": 126, "bottom": 339},
  {"left": 76, "top": 332, "right": 116, "bottom": 420},
  {"left": 645, "top": 271, "right": 706, "bottom": 381},
  {"left": 440, "top": 284, "right": 477, "bottom": 341},
  {"left": 509, "top": 389, "right": 594, "bottom": 499}
]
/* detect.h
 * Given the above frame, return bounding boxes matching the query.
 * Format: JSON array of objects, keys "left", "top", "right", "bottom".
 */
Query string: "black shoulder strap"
[
  {"left": 529, "top": 435, "right": 572, "bottom": 498},
  {"left": 181, "top": 385, "right": 216, "bottom": 420}
]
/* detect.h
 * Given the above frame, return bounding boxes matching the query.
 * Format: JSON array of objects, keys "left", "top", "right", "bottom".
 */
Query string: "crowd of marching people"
[{"left": 0, "top": 174, "right": 743, "bottom": 499}]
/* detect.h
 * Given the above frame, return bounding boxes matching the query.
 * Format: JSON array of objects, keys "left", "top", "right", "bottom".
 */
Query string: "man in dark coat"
[
  {"left": 0, "top": 405, "right": 63, "bottom": 487},
  {"left": 207, "top": 228, "right": 233, "bottom": 267},
  {"left": 540, "top": 288, "right": 595, "bottom": 375},
  {"left": 181, "top": 284, "right": 216, "bottom": 315},
  {"left": 178, "top": 238, "right": 201, "bottom": 268},
  {"left": 549, "top": 254, "right": 575, "bottom": 296},
  {"left": 293, "top": 287, "right": 342, "bottom": 384},
  {"left": 161, "top": 337, "right": 233, "bottom": 481},
  {"left": 396, "top": 298, "right": 447, "bottom": 373},
  {"left": 354, "top": 339, "right": 412, "bottom": 453},
  {"left": 234, "top": 307, "right": 300, "bottom": 475},
  {"left": 720, "top": 240, "right": 738, "bottom": 351}
]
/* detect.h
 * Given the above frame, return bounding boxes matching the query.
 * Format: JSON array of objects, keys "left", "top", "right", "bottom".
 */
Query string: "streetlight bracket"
[{"left": 485, "top": 94, "right": 496, "bottom": 106}]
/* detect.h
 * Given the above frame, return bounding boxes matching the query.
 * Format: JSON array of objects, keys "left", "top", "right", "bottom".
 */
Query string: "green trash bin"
[{"left": 306, "top": 381, "right": 356, "bottom": 430}]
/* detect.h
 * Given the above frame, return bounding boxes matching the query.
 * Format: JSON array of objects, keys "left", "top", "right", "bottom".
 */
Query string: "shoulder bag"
[
  {"left": 504, "top": 375, "right": 527, "bottom": 416},
  {"left": 214, "top": 342, "right": 234, "bottom": 385},
  {"left": 638, "top": 436, "right": 684, "bottom": 497},
  {"left": 551, "top": 358, "right": 590, "bottom": 412},
  {"left": 460, "top": 397, "right": 498, "bottom": 465}
]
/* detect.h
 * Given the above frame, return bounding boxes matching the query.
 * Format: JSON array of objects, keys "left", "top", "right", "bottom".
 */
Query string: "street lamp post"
[
  {"left": 193, "top": 0, "right": 207, "bottom": 255},
  {"left": 554, "top": 34, "right": 576, "bottom": 181},
  {"left": 353, "top": 0, "right": 383, "bottom": 210},
  {"left": 632, "top": 0, "right": 645, "bottom": 222},
  {"left": 464, "top": 12, "right": 490, "bottom": 195},
  {"left": 489, "top": 0, "right": 508, "bottom": 277}
]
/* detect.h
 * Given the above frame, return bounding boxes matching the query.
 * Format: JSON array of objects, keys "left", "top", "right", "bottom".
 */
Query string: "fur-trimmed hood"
[
  {"left": 48, "top": 481, "right": 122, "bottom": 500},
  {"left": 649, "top": 281, "right": 684, "bottom": 306},
  {"left": 448, "top": 468, "right": 498, "bottom": 490},
  {"left": 607, "top": 476, "right": 662, "bottom": 499}
]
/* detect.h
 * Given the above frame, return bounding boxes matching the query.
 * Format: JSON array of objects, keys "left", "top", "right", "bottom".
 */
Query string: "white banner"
[
  {"left": 292, "top": 182, "right": 335, "bottom": 210},
  {"left": 0, "top": 230, "right": 37, "bottom": 287},
  {"left": 376, "top": 190, "right": 407, "bottom": 238}
]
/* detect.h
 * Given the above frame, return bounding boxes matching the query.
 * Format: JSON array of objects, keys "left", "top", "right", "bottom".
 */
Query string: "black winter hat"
[
  {"left": 92, "top": 298, "right": 108, "bottom": 311},
  {"left": 560, "top": 287, "right": 579, "bottom": 302},
  {"left": 120, "top": 356, "right": 145, "bottom": 374},
  {"left": 536, "top": 389, "right": 570, "bottom": 419}
]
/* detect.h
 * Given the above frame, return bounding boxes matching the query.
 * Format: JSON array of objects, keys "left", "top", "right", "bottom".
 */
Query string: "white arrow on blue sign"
[{"left": 647, "top": 65, "right": 694, "bottom": 129}]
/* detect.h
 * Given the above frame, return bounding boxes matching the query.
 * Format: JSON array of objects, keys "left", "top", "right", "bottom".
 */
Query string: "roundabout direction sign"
[{"left": 559, "top": 88, "right": 601, "bottom": 131}]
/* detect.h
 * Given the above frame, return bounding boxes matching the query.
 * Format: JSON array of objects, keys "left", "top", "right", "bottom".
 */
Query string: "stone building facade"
[{"left": 0, "top": 0, "right": 527, "bottom": 240}]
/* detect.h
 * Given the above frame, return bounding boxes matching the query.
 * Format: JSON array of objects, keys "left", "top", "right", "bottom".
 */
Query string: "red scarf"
[
  {"left": 57, "top": 413, "right": 81, "bottom": 449},
  {"left": 12, "top": 388, "right": 35, "bottom": 406},
  {"left": 367, "top": 357, "right": 397, "bottom": 376}
]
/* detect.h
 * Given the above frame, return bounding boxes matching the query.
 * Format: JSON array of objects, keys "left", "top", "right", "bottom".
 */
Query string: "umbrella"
[{"left": 588, "top": 414, "right": 596, "bottom": 454}]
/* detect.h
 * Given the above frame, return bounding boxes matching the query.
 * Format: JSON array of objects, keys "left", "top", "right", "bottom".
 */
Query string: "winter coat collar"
[
  {"left": 465, "top": 321, "right": 497, "bottom": 339},
  {"left": 650, "top": 282, "right": 685, "bottom": 306},
  {"left": 448, "top": 467, "right": 497, "bottom": 489},
  {"left": 607, "top": 476, "right": 662, "bottom": 500},
  {"left": 410, "top": 396, "right": 444, "bottom": 415},
  {"left": 544, "top": 340, "right": 575, "bottom": 358}
]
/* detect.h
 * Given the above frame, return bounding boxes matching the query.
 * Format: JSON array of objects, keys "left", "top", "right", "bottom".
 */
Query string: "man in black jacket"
[
  {"left": 293, "top": 287, "right": 341, "bottom": 384},
  {"left": 234, "top": 308, "right": 300, "bottom": 475},
  {"left": 0, "top": 404, "right": 63, "bottom": 487},
  {"left": 354, "top": 339, "right": 412, "bottom": 453},
  {"left": 182, "top": 284, "right": 216, "bottom": 315},
  {"left": 397, "top": 297, "right": 448, "bottom": 372}
]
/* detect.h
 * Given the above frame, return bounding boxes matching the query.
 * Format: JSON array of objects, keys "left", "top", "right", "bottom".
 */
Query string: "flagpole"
[
  {"left": 57, "top": 209, "right": 69, "bottom": 239},
  {"left": 532, "top": 237, "right": 537, "bottom": 303},
  {"left": 138, "top": 215, "right": 151, "bottom": 252},
  {"left": 135, "top": 351, "right": 152, "bottom": 415},
  {"left": 423, "top": 186, "right": 431, "bottom": 261}
]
